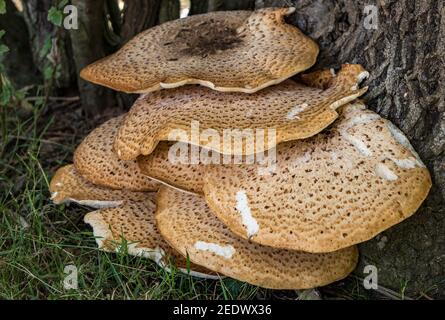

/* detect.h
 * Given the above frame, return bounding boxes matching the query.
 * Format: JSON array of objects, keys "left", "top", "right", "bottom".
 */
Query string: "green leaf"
[
  {"left": 39, "top": 36, "right": 52, "bottom": 59},
  {"left": 0, "top": 44, "right": 9, "bottom": 56},
  {"left": 0, "top": 84, "right": 12, "bottom": 106},
  {"left": 0, "top": 30, "right": 5, "bottom": 40},
  {"left": 0, "top": 0, "right": 6, "bottom": 15},
  {"left": 43, "top": 66, "right": 55, "bottom": 80},
  {"left": 47, "top": 7, "right": 63, "bottom": 27},
  {"left": 58, "top": 0, "right": 69, "bottom": 9}
]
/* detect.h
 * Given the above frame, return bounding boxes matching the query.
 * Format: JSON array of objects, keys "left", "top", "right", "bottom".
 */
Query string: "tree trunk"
[
  {"left": 208, "top": 0, "right": 255, "bottom": 11},
  {"left": 120, "top": 0, "right": 161, "bottom": 45},
  {"left": 189, "top": 0, "right": 208, "bottom": 15},
  {"left": 22, "top": 0, "right": 73, "bottom": 88},
  {"left": 257, "top": 0, "right": 445, "bottom": 298},
  {"left": 70, "top": 0, "right": 117, "bottom": 116},
  {"left": 190, "top": 0, "right": 255, "bottom": 14},
  {"left": 159, "top": 0, "right": 180, "bottom": 23},
  {"left": 0, "top": 0, "right": 41, "bottom": 88},
  {"left": 105, "top": 0, "right": 122, "bottom": 37},
  {"left": 116, "top": 0, "right": 166, "bottom": 109}
]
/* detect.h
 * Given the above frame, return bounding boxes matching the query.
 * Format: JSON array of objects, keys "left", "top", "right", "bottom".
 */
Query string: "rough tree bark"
[
  {"left": 117, "top": 0, "right": 172, "bottom": 109},
  {"left": 190, "top": 0, "right": 255, "bottom": 14},
  {"left": 159, "top": 0, "right": 180, "bottom": 23},
  {"left": 120, "top": 0, "right": 162, "bottom": 45},
  {"left": 106, "top": 0, "right": 122, "bottom": 38},
  {"left": 0, "top": 0, "right": 41, "bottom": 88},
  {"left": 70, "top": 0, "right": 117, "bottom": 116},
  {"left": 208, "top": 0, "right": 255, "bottom": 11},
  {"left": 22, "top": 0, "right": 73, "bottom": 88},
  {"left": 190, "top": 0, "right": 208, "bottom": 15},
  {"left": 257, "top": 0, "right": 445, "bottom": 298}
]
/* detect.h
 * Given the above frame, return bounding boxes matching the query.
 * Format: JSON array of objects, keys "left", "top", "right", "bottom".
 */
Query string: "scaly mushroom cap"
[
  {"left": 155, "top": 187, "right": 358, "bottom": 289},
  {"left": 49, "top": 164, "right": 150, "bottom": 208},
  {"left": 84, "top": 199, "right": 218, "bottom": 279},
  {"left": 202, "top": 102, "right": 432, "bottom": 253},
  {"left": 138, "top": 142, "right": 204, "bottom": 195},
  {"left": 115, "top": 64, "right": 368, "bottom": 160},
  {"left": 80, "top": 8, "right": 319, "bottom": 94},
  {"left": 73, "top": 116, "right": 159, "bottom": 191}
]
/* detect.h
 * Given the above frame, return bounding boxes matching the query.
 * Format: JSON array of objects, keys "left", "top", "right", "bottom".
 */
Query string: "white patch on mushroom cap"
[
  {"left": 286, "top": 7, "right": 296, "bottom": 14},
  {"left": 342, "top": 133, "right": 372, "bottom": 156},
  {"left": 343, "top": 102, "right": 367, "bottom": 113},
  {"left": 125, "top": 244, "right": 166, "bottom": 267},
  {"left": 235, "top": 190, "right": 259, "bottom": 237},
  {"left": 84, "top": 212, "right": 114, "bottom": 249},
  {"left": 286, "top": 103, "right": 309, "bottom": 120},
  {"left": 357, "top": 71, "right": 370, "bottom": 83},
  {"left": 329, "top": 92, "right": 365, "bottom": 110},
  {"left": 340, "top": 112, "right": 381, "bottom": 156},
  {"left": 390, "top": 157, "right": 424, "bottom": 169},
  {"left": 75, "top": 199, "right": 123, "bottom": 208},
  {"left": 386, "top": 122, "right": 425, "bottom": 167},
  {"left": 294, "top": 150, "right": 312, "bottom": 166},
  {"left": 346, "top": 113, "right": 381, "bottom": 128},
  {"left": 343, "top": 106, "right": 425, "bottom": 170},
  {"left": 351, "top": 71, "right": 370, "bottom": 91},
  {"left": 374, "top": 163, "right": 398, "bottom": 181},
  {"left": 62, "top": 198, "right": 123, "bottom": 209},
  {"left": 194, "top": 241, "right": 235, "bottom": 259},
  {"left": 84, "top": 212, "right": 168, "bottom": 266}
]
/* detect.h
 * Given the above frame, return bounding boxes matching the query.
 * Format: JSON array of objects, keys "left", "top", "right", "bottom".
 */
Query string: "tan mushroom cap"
[
  {"left": 49, "top": 164, "right": 150, "bottom": 208},
  {"left": 115, "top": 64, "right": 368, "bottom": 160},
  {"left": 138, "top": 142, "right": 206, "bottom": 195},
  {"left": 80, "top": 8, "right": 319, "bottom": 94},
  {"left": 73, "top": 116, "right": 159, "bottom": 191},
  {"left": 84, "top": 199, "right": 218, "bottom": 279},
  {"left": 156, "top": 187, "right": 359, "bottom": 289},
  {"left": 202, "top": 102, "right": 432, "bottom": 253}
]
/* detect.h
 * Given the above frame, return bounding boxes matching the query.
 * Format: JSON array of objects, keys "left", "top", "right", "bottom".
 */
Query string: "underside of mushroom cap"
[
  {"left": 49, "top": 164, "right": 152, "bottom": 208},
  {"left": 115, "top": 64, "right": 368, "bottom": 161},
  {"left": 155, "top": 186, "right": 358, "bottom": 289},
  {"left": 80, "top": 8, "right": 319, "bottom": 94},
  {"left": 73, "top": 116, "right": 159, "bottom": 191},
  {"left": 84, "top": 199, "right": 218, "bottom": 279},
  {"left": 202, "top": 102, "right": 432, "bottom": 253}
]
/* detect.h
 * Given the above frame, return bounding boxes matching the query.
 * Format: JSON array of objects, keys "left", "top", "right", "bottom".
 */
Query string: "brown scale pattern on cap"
[
  {"left": 84, "top": 199, "right": 217, "bottom": 279},
  {"left": 299, "top": 68, "right": 337, "bottom": 89},
  {"left": 156, "top": 187, "right": 358, "bottom": 289},
  {"left": 202, "top": 102, "right": 432, "bottom": 253},
  {"left": 49, "top": 164, "right": 151, "bottom": 208},
  {"left": 80, "top": 8, "right": 319, "bottom": 94},
  {"left": 115, "top": 64, "right": 368, "bottom": 160},
  {"left": 138, "top": 141, "right": 275, "bottom": 195},
  {"left": 138, "top": 142, "right": 206, "bottom": 195},
  {"left": 73, "top": 116, "right": 159, "bottom": 191}
]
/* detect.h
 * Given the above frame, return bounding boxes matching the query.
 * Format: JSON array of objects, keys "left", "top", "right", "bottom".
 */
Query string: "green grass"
[
  {"left": 0, "top": 96, "right": 378, "bottom": 300},
  {"left": 0, "top": 97, "right": 268, "bottom": 300}
]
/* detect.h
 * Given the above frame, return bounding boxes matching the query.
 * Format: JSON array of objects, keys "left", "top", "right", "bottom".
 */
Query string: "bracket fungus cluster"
[{"left": 50, "top": 8, "right": 431, "bottom": 290}]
